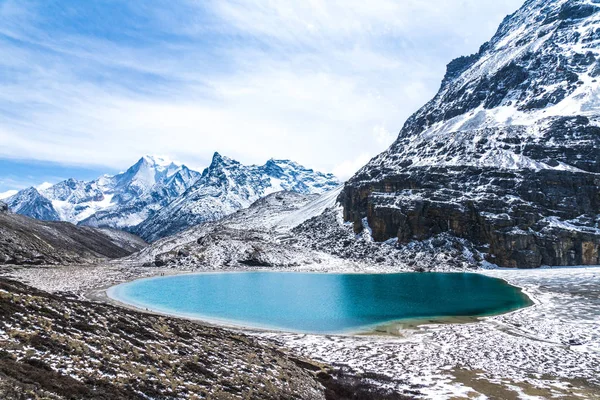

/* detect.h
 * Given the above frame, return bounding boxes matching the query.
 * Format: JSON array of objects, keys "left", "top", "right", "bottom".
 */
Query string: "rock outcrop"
[{"left": 341, "top": 0, "right": 600, "bottom": 268}]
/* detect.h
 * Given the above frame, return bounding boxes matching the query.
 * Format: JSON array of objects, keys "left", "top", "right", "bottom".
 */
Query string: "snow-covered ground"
[
  {"left": 3, "top": 262, "right": 599, "bottom": 399},
  {"left": 2, "top": 187, "right": 598, "bottom": 398},
  {"left": 258, "top": 266, "right": 600, "bottom": 399}
]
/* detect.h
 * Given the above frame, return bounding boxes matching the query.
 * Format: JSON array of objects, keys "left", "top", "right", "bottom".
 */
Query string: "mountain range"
[
  {"left": 5, "top": 154, "right": 339, "bottom": 241},
  {"left": 4, "top": 0, "right": 599, "bottom": 270},
  {"left": 133, "top": 153, "right": 340, "bottom": 241},
  {"left": 341, "top": 0, "right": 600, "bottom": 268}
]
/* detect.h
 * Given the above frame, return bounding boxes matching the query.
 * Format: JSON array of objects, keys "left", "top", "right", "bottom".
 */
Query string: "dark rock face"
[
  {"left": 341, "top": 167, "right": 600, "bottom": 268},
  {"left": 0, "top": 202, "right": 7, "bottom": 213},
  {"left": 0, "top": 212, "right": 147, "bottom": 265},
  {"left": 558, "top": 3, "right": 599, "bottom": 21},
  {"left": 341, "top": 0, "right": 600, "bottom": 268}
]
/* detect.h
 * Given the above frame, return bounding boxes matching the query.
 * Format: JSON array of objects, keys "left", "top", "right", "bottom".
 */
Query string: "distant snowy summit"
[
  {"left": 5, "top": 153, "right": 339, "bottom": 241},
  {"left": 132, "top": 153, "right": 339, "bottom": 241},
  {"left": 342, "top": 0, "right": 600, "bottom": 268},
  {"left": 7, "top": 155, "right": 200, "bottom": 229}
]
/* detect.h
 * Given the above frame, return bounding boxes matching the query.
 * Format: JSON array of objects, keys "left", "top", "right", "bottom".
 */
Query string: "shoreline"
[
  {"left": 99, "top": 268, "right": 537, "bottom": 337},
  {"left": 4, "top": 263, "right": 600, "bottom": 398}
]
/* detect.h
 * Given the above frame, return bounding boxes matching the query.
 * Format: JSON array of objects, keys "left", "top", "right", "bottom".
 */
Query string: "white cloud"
[
  {"left": 0, "top": 0, "right": 525, "bottom": 179},
  {"left": 332, "top": 153, "right": 373, "bottom": 181}
]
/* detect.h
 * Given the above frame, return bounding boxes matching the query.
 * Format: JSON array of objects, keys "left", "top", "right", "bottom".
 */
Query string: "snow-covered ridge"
[
  {"left": 357, "top": 0, "right": 600, "bottom": 175},
  {"left": 422, "top": 0, "right": 600, "bottom": 131},
  {"left": 0, "top": 190, "right": 17, "bottom": 200},
  {"left": 132, "top": 152, "right": 340, "bottom": 241},
  {"left": 5, "top": 153, "right": 340, "bottom": 241},
  {"left": 5, "top": 156, "right": 201, "bottom": 229},
  {"left": 343, "top": 0, "right": 600, "bottom": 268},
  {"left": 4, "top": 155, "right": 200, "bottom": 227}
]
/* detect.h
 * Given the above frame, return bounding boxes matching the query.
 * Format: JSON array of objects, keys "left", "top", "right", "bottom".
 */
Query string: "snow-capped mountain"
[
  {"left": 79, "top": 156, "right": 201, "bottom": 228},
  {"left": 0, "top": 190, "right": 17, "bottom": 200},
  {"left": 133, "top": 152, "right": 340, "bottom": 241},
  {"left": 6, "top": 156, "right": 201, "bottom": 230},
  {"left": 5, "top": 188, "right": 61, "bottom": 221},
  {"left": 341, "top": 0, "right": 600, "bottom": 268},
  {"left": 6, "top": 153, "right": 339, "bottom": 241}
]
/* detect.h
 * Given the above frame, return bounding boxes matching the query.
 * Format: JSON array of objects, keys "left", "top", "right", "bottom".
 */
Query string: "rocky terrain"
[
  {"left": 122, "top": 189, "right": 481, "bottom": 273},
  {"left": 128, "top": 190, "right": 342, "bottom": 271},
  {"left": 0, "top": 278, "right": 412, "bottom": 400},
  {"left": 0, "top": 201, "right": 146, "bottom": 265},
  {"left": 341, "top": 0, "right": 600, "bottom": 268}
]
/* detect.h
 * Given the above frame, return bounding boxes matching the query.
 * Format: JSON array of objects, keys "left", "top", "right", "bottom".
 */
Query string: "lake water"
[{"left": 107, "top": 272, "right": 532, "bottom": 334}]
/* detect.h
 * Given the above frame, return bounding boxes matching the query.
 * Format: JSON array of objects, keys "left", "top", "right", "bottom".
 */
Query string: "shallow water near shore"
[{"left": 107, "top": 272, "right": 532, "bottom": 334}]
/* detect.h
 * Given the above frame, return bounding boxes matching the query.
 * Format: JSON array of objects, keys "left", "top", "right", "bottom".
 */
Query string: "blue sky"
[
  {"left": 0, "top": 158, "right": 114, "bottom": 193},
  {"left": 0, "top": 0, "right": 525, "bottom": 191}
]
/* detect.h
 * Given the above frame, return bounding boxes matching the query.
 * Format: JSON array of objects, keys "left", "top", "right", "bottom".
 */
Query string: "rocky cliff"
[{"left": 341, "top": 0, "right": 600, "bottom": 268}]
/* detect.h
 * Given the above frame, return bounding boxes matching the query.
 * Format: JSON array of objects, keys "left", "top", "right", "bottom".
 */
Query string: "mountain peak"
[
  {"left": 20, "top": 187, "right": 42, "bottom": 196},
  {"left": 140, "top": 155, "right": 179, "bottom": 169},
  {"left": 342, "top": 0, "right": 600, "bottom": 269},
  {"left": 7, "top": 152, "right": 338, "bottom": 237},
  {"left": 209, "top": 152, "right": 237, "bottom": 168},
  {"left": 135, "top": 155, "right": 340, "bottom": 241},
  {"left": 4, "top": 187, "right": 60, "bottom": 221}
]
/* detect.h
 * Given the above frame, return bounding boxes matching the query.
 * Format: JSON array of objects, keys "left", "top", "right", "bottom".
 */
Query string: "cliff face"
[{"left": 341, "top": 0, "right": 600, "bottom": 268}]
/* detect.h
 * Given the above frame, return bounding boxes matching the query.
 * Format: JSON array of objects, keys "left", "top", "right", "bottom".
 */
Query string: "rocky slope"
[
  {"left": 129, "top": 191, "right": 338, "bottom": 270},
  {"left": 0, "top": 202, "right": 146, "bottom": 265},
  {"left": 133, "top": 153, "right": 339, "bottom": 242},
  {"left": 126, "top": 188, "right": 480, "bottom": 273},
  {"left": 0, "top": 278, "right": 412, "bottom": 399},
  {"left": 341, "top": 0, "right": 600, "bottom": 268},
  {"left": 0, "top": 278, "right": 322, "bottom": 399}
]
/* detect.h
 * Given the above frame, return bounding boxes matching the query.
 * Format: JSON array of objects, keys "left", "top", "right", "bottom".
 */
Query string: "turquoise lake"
[{"left": 107, "top": 272, "right": 532, "bottom": 334}]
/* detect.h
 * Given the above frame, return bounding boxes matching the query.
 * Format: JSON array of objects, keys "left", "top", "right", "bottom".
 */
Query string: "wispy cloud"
[{"left": 0, "top": 0, "right": 524, "bottom": 185}]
